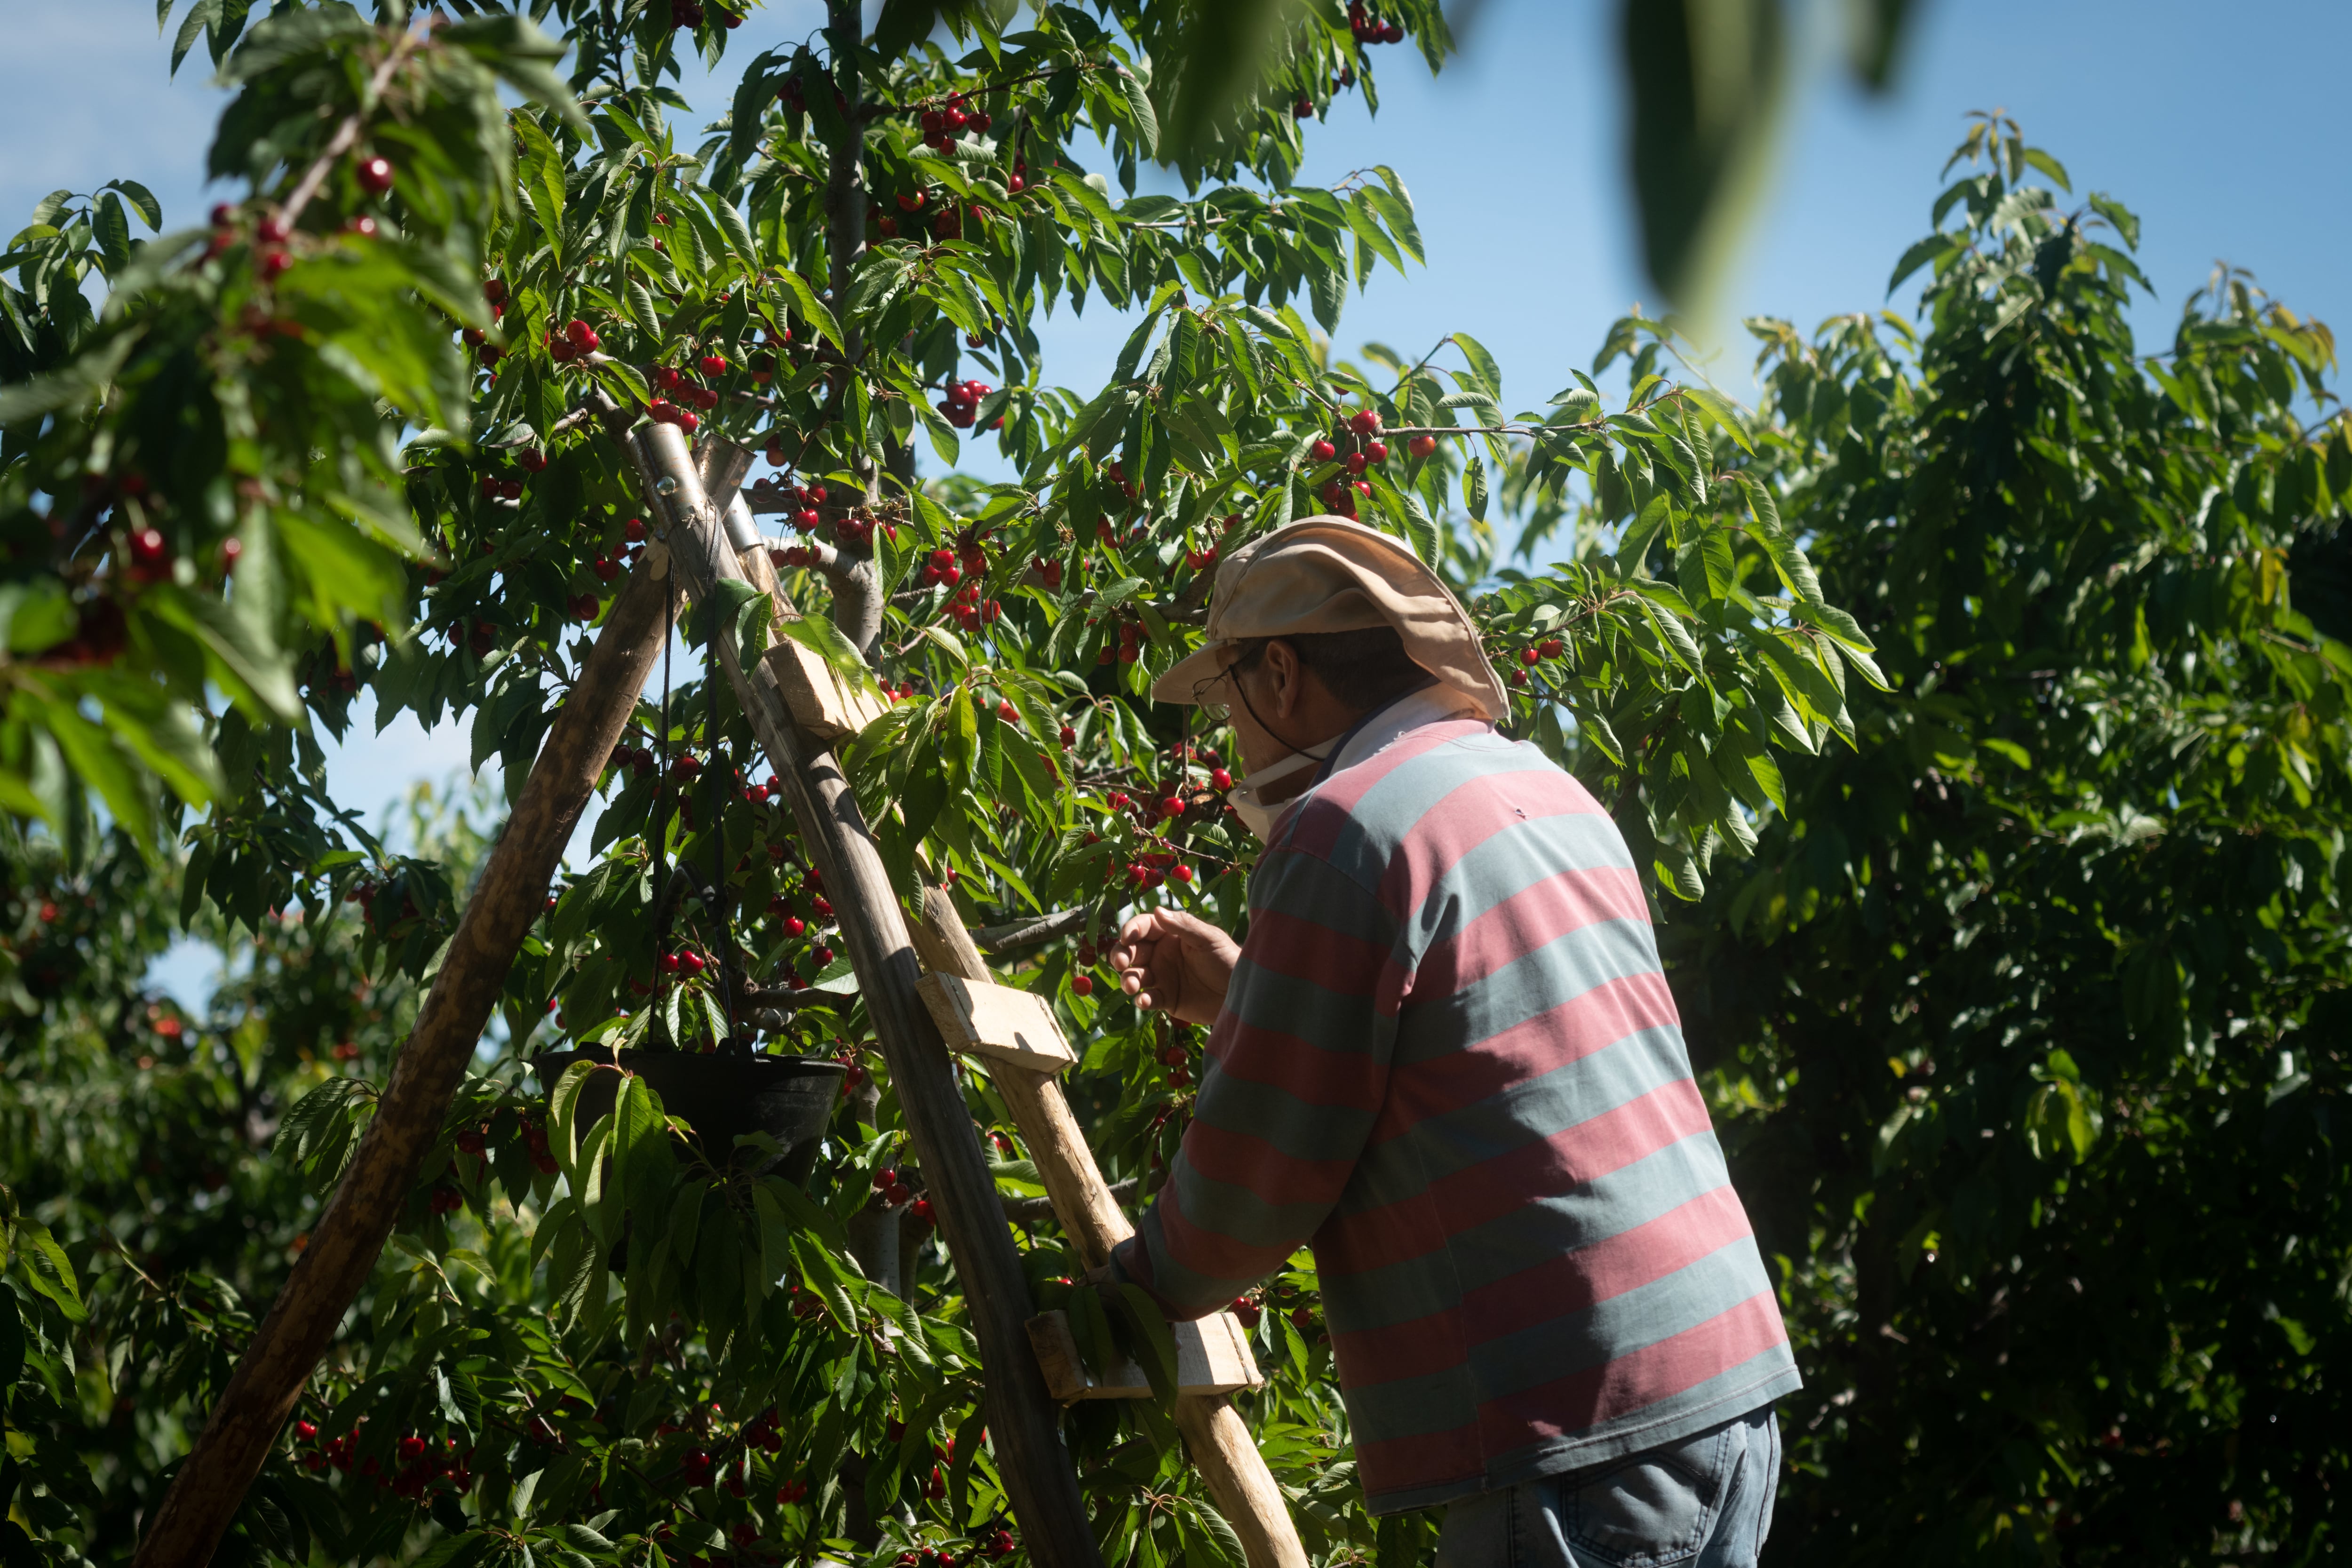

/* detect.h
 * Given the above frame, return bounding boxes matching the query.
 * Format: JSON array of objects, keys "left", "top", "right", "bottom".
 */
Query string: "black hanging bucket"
[{"left": 530, "top": 1048, "right": 845, "bottom": 1181}]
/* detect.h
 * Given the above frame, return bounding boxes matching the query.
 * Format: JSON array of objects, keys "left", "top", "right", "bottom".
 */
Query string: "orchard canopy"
[{"left": 3, "top": 2, "right": 2350, "bottom": 1566}]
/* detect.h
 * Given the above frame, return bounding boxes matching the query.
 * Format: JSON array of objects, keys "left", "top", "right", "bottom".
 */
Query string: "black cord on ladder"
[
  {"left": 652, "top": 584, "right": 675, "bottom": 1044},
  {"left": 708, "top": 649, "right": 743, "bottom": 1053}
]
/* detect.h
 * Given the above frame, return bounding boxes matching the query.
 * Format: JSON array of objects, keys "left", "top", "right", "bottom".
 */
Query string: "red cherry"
[
  {"left": 699, "top": 354, "right": 726, "bottom": 376},
  {"left": 1310, "top": 439, "right": 1337, "bottom": 462},
  {"left": 1366, "top": 439, "right": 1389, "bottom": 462},
  {"left": 1408, "top": 434, "right": 1438, "bottom": 459},
  {"left": 1071, "top": 973, "right": 1094, "bottom": 997},
  {"left": 1348, "top": 409, "right": 1381, "bottom": 436},
  {"left": 1212, "top": 767, "right": 1233, "bottom": 789},
  {"left": 258, "top": 249, "right": 292, "bottom": 280},
  {"left": 1345, "top": 452, "right": 1368, "bottom": 475},
  {"left": 997, "top": 700, "right": 1018, "bottom": 722},
  {"left": 257, "top": 214, "right": 291, "bottom": 244},
  {"left": 660, "top": 952, "right": 683, "bottom": 974},
  {"left": 1541, "top": 638, "right": 1564, "bottom": 659},
  {"left": 356, "top": 156, "right": 395, "bottom": 194}
]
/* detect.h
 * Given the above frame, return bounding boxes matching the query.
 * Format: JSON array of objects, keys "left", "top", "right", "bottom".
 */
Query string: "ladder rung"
[
  {"left": 917, "top": 971, "right": 1078, "bottom": 1073},
  {"left": 1025, "top": 1309, "right": 1264, "bottom": 1401}
]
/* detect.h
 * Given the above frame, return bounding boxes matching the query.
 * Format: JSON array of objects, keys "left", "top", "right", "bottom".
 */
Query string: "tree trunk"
[{"left": 132, "top": 564, "right": 675, "bottom": 1568}]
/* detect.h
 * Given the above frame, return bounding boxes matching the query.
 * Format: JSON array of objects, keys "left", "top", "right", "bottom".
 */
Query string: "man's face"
[{"left": 1200, "top": 647, "right": 1297, "bottom": 775}]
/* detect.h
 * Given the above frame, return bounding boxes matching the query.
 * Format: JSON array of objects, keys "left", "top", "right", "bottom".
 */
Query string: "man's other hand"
[{"left": 1109, "top": 909, "right": 1240, "bottom": 1027}]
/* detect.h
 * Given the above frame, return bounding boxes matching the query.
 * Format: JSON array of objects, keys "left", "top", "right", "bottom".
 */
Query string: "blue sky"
[{"left": 8, "top": 0, "right": 2345, "bottom": 1001}]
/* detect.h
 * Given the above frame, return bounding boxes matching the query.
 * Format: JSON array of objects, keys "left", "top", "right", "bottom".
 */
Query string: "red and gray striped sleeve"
[{"left": 1112, "top": 844, "right": 1403, "bottom": 1319}]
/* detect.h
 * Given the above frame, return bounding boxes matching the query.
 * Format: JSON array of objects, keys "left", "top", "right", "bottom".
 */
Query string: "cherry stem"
[{"left": 277, "top": 26, "right": 421, "bottom": 231}]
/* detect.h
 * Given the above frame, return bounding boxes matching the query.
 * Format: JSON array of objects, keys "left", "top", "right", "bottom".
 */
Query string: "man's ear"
[{"left": 1262, "top": 638, "right": 1302, "bottom": 718}]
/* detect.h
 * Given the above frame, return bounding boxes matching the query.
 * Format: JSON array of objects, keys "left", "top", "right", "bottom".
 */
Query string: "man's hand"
[{"left": 1109, "top": 908, "right": 1240, "bottom": 1027}]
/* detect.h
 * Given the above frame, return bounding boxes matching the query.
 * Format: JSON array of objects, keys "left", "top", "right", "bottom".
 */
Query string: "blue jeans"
[{"left": 1434, "top": 1407, "right": 1781, "bottom": 1568}]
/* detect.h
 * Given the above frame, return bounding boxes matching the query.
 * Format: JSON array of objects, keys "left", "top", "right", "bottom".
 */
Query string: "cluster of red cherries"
[
  {"left": 946, "top": 585, "right": 1000, "bottom": 630},
  {"left": 1154, "top": 1031, "right": 1198, "bottom": 1088},
  {"left": 870, "top": 1164, "right": 937, "bottom": 1228},
  {"left": 294, "top": 1420, "right": 471, "bottom": 1500},
  {"left": 669, "top": 0, "right": 742, "bottom": 29},
  {"left": 1348, "top": 2, "right": 1407, "bottom": 45},
  {"left": 899, "top": 1528, "right": 1017, "bottom": 1565},
  {"left": 767, "top": 479, "right": 830, "bottom": 533},
  {"left": 648, "top": 359, "right": 726, "bottom": 432},
  {"left": 547, "top": 317, "right": 602, "bottom": 362},
  {"left": 936, "top": 377, "right": 993, "bottom": 430},
  {"left": 1503, "top": 636, "right": 1567, "bottom": 686},
  {"left": 830, "top": 511, "right": 889, "bottom": 551},
  {"left": 1313, "top": 407, "right": 1391, "bottom": 517},
  {"left": 1097, "top": 617, "right": 1151, "bottom": 666},
  {"left": 917, "top": 92, "right": 992, "bottom": 152}
]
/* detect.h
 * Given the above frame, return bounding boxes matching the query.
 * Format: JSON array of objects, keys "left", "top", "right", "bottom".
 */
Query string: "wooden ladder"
[{"left": 641, "top": 425, "right": 1310, "bottom": 1568}]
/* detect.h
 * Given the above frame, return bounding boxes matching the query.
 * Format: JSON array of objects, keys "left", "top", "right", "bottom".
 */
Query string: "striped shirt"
[{"left": 1112, "top": 720, "right": 1800, "bottom": 1513}]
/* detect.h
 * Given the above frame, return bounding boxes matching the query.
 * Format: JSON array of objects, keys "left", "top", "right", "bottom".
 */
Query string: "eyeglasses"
[{"left": 1191, "top": 644, "right": 1266, "bottom": 723}]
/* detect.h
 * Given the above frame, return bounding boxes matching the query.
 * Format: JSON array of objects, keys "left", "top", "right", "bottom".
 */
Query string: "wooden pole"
[
  {"left": 133, "top": 563, "right": 675, "bottom": 1568},
  {"left": 630, "top": 422, "right": 1104, "bottom": 1568},
  {"left": 909, "top": 890, "right": 1311, "bottom": 1568}
]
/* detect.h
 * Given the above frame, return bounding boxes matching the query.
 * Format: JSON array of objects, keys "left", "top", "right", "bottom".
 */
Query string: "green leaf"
[
  {"left": 103, "top": 179, "right": 163, "bottom": 231},
  {"left": 438, "top": 13, "right": 589, "bottom": 134},
  {"left": 1622, "top": 0, "right": 1788, "bottom": 309},
  {"left": 14, "top": 1223, "right": 83, "bottom": 1323},
  {"left": 0, "top": 334, "right": 136, "bottom": 426},
  {"left": 772, "top": 611, "right": 881, "bottom": 699},
  {"left": 1114, "top": 70, "right": 1160, "bottom": 156},
  {"left": 1451, "top": 333, "right": 1501, "bottom": 398},
  {"left": 715, "top": 576, "right": 771, "bottom": 661},
  {"left": 1676, "top": 384, "right": 1753, "bottom": 453}
]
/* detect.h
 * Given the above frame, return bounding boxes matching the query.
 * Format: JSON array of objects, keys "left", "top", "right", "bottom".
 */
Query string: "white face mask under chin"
[{"left": 1226, "top": 749, "right": 1322, "bottom": 844}]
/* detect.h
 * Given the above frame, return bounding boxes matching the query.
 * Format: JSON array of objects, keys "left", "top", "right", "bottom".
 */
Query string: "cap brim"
[{"left": 1150, "top": 640, "right": 1234, "bottom": 705}]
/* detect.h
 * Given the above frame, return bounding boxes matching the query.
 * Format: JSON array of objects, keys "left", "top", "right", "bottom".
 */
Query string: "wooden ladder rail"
[
  {"left": 627, "top": 420, "right": 1106, "bottom": 1568},
  {"left": 907, "top": 891, "right": 1310, "bottom": 1568},
  {"left": 637, "top": 416, "right": 1306, "bottom": 1568}
]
